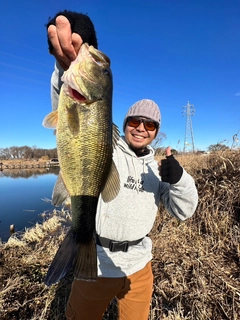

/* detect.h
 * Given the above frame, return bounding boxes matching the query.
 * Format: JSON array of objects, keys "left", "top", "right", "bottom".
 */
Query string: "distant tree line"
[
  {"left": 207, "top": 143, "right": 230, "bottom": 152},
  {"left": 0, "top": 146, "right": 57, "bottom": 160},
  {"left": 0, "top": 142, "right": 235, "bottom": 161}
]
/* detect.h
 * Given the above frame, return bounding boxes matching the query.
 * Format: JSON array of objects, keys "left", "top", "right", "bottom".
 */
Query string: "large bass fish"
[{"left": 43, "top": 43, "right": 120, "bottom": 286}]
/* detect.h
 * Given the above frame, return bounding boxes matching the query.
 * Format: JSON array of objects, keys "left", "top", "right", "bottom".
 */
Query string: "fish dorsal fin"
[
  {"left": 101, "top": 160, "right": 120, "bottom": 203},
  {"left": 112, "top": 123, "right": 120, "bottom": 149},
  {"left": 42, "top": 110, "right": 58, "bottom": 129},
  {"left": 52, "top": 172, "right": 70, "bottom": 206}
]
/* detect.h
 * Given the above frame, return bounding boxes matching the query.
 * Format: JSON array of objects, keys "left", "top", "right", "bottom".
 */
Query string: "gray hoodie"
[
  {"left": 95, "top": 137, "right": 198, "bottom": 277},
  {"left": 51, "top": 63, "right": 198, "bottom": 278}
]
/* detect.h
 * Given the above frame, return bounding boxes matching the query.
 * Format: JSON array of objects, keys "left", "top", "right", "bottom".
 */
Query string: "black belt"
[{"left": 96, "top": 234, "right": 143, "bottom": 252}]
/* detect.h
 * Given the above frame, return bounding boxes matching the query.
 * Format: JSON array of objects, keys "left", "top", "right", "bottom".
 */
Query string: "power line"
[
  {"left": 182, "top": 101, "right": 195, "bottom": 152},
  {"left": 0, "top": 50, "right": 51, "bottom": 67}
]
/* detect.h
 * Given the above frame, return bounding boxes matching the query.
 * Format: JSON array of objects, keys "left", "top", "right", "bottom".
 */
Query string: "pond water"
[{"left": 0, "top": 167, "right": 61, "bottom": 242}]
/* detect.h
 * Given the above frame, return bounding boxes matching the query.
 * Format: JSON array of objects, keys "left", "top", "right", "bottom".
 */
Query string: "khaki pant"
[{"left": 66, "top": 261, "right": 153, "bottom": 320}]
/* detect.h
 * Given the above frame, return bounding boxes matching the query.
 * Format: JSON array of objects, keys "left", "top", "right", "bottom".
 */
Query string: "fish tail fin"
[
  {"left": 74, "top": 238, "right": 97, "bottom": 281},
  {"left": 44, "top": 231, "right": 78, "bottom": 286}
]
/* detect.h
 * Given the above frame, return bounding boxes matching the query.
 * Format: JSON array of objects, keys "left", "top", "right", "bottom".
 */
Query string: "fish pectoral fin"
[
  {"left": 66, "top": 103, "right": 80, "bottom": 136},
  {"left": 112, "top": 123, "right": 120, "bottom": 149},
  {"left": 52, "top": 172, "right": 70, "bottom": 206},
  {"left": 44, "top": 231, "right": 78, "bottom": 286},
  {"left": 42, "top": 110, "right": 58, "bottom": 129},
  {"left": 74, "top": 239, "right": 97, "bottom": 281},
  {"left": 101, "top": 160, "right": 120, "bottom": 203}
]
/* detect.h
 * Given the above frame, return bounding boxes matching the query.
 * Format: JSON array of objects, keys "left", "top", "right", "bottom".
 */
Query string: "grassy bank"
[{"left": 0, "top": 150, "right": 240, "bottom": 319}]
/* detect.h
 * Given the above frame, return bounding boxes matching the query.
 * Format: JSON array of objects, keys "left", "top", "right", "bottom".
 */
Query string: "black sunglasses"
[{"left": 127, "top": 116, "right": 158, "bottom": 131}]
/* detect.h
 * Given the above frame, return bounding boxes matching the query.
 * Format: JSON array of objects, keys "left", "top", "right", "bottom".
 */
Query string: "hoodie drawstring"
[{"left": 131, "top": 156, "right": 139, "bottom": 193}]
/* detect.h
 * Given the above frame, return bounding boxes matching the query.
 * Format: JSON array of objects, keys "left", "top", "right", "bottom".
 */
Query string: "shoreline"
[{"left": 0, "top": 159, "right": 59, "bottom": 170}]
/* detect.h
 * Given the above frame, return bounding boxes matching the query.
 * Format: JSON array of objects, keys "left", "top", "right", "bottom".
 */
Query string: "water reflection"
[
  {"left": 0, "top": 168, "right": 60, "bottom": 242},
  {"left": 0, "top": 167, "right": 58, "bottom": 179}
]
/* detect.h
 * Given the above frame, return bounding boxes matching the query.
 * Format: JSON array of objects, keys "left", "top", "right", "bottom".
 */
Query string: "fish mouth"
[
  {"left": 67, "top": 86, "right": 101, "bottom": 104},
  {"left": 70, "top": 87, "right": 87, "bottom": 102}
]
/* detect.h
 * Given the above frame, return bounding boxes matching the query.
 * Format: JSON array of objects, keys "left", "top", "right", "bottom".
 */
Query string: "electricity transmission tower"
[{"left": 182, "top": 101, "right": 195, "bottom": 152}]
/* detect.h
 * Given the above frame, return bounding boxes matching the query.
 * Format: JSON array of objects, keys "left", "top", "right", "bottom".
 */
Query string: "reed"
[{"left": 0, "top": 150, "right": 239, "bottom": 319}]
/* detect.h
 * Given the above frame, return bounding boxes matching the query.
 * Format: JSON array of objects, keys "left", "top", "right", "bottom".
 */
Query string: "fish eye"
[{"left": 103, "top": 69, "right": 110, "bottom": 76}]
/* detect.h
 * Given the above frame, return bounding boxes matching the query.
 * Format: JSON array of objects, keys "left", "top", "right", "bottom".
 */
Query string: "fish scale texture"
[{"left": 57, "top": 94, "right": 112, "bottom": 197}]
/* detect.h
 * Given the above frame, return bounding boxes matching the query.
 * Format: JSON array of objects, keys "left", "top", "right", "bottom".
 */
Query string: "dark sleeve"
[{"left": 46, "top": 10, "right": 98, "bottom": 51}]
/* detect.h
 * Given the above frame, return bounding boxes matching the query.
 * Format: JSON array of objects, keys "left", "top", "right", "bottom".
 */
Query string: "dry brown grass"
[{"left": 0, "top": 150, "right": 240, "bottom": 319}]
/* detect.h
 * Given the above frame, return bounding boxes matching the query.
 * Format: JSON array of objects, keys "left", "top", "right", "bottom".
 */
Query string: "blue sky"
[{"left": 0, "top": 0, "right": 239, "bottom": 152}]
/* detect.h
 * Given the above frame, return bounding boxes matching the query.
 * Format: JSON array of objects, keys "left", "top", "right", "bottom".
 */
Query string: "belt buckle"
[{"left": 109, "top": 240, "right": 129, "bottom": 252}]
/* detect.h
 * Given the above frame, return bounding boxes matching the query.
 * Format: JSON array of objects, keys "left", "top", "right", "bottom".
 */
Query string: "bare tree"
[
  {"left": 208, "top": 143, "right": 229, "bottom": 152},
  {"left": 151, "top": 131, "right": 166, "bottom": 150},
  {"left": 0, "top": 146, "right": 57, "bottom": 160}
]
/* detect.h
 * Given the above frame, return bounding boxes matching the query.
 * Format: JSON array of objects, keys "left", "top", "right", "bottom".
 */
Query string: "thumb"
[{"left": 166, "top": 146, "right": 172, "bottom": 157}]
